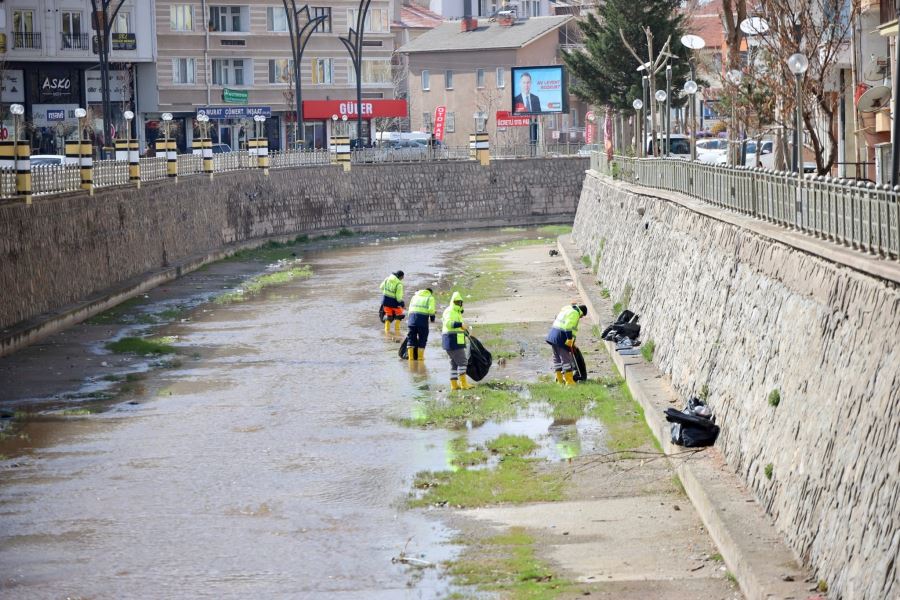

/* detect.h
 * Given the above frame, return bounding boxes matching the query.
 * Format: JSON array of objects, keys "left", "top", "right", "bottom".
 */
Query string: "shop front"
[
  {"left": 302, "top": 100, "right": 408, "bottom": 148},
  {"left": 193, "top": 105, "right": 275, "bottom": 153}
]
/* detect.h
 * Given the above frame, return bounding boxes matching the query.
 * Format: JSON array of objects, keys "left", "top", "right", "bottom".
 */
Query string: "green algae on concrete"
[
  {"left": 105, "top": 336, "right": 176, "bottom": 356},
  {"left": 399, "top": 383, "right": 526, "bottom": 429},
  {"left": 447, "top": 527, "right": 572, "bottom": 600},
  {"left": 214, "top": 261, "right": 312, "bottom": 304},
  {"left": 410, "top": 435, "right": 563, "bottom": 508}
]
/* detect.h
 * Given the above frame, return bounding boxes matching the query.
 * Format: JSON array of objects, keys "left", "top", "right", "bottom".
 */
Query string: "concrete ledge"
[{"left": 558, "top": 233, "right": 816, "bottom": 600}]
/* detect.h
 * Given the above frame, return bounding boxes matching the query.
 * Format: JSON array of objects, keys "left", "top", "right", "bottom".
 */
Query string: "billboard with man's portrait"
[{"left": 510, "top": 65, "right": 567, "bottom": 115}]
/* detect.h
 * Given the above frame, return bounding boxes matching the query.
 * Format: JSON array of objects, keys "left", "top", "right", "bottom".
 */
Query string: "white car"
[
  {"left": 696, "top": 139, "right": 728, "bottom": 164},
  {"left": 30, "top": 154, "right": 79, "bottom": 166},
  {"left": 707, "top": 140, "right": 775, "bottom": 169}
]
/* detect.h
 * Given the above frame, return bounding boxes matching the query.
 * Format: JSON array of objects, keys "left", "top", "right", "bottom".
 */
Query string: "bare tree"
[
  {"left": 754, "top": 0, "right": 861, "bottom": 174},
  {"left": 620, "top": 27, "right": 673, "bottom": 156}
]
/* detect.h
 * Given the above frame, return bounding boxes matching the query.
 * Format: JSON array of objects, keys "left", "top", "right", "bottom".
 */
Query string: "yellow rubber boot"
[
  {"left": 450, "top": 379, "right": 460, "bottom": 391},
  {"left": 384, "top": 320, "right": 390, "bottom": 333},
  {"left": 394, "top": 320, "right": 401, "bottom": 335},
  {"left": 418, "top": 349, "right": 425, "bottom": 363},
  {"left": 563, "top": 371, "right": 576, "bottom": 386},
  {"left": 459, "top": 374, "right": 474, "bottom": 390},
  {"left": 408, "top": 346, "right": 416, "bottom": 364},
  {"left": 554, "top": 371, "right": 564, "bottom": 384}
]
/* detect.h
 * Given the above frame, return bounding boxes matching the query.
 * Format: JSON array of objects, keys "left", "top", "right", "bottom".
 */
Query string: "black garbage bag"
[
  {"left": 466, "top": 336, "right": 493, "bottom": 381},
  {"left": 379, "top": 305, "right": 386, "bottom": 323},
  {"left": 572, "top": 346, "right": 587, "bottom": 382},
  {"left": 399, "top": 338, "right": 408, "bottom": 359},
  {"left": 664, "top": 408, "right": 720, "bottom": 447},
  {"left": 602, "top": 312, "right": 640, "bottom": 340}
]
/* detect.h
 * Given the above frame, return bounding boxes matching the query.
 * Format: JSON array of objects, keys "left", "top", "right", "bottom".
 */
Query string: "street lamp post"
[
  {"left": 787, "top": 53, "right": 809, "bottom": 174},
  {"left": 641, "top": 76, "right": 649, "bottom": 157},
  {"left": 726, "top": 69, "right": 742, "bottom": 166},
  {"left": 893, "top": 0, "right": 900, "bottom": 185},
  {"left": 654, "top": 90, "right": 667, "bottom": 157},
  {"left": 682, "top": 80, "right": 698, "bottom": 161},
  {"left": 10, "top": 103, "right": 24, "bottom": 174},
  {"left": 340, "top": 0, "right": 374, "bottom": 148},
  {"left": 665, "top": 64, "right": 672, "bottom": 157},
  {"left": 632, "top": 99, "right": 644, "bottom": 158},
  {"left": 283, "top": 2, "right": 329, "bottom": 147}
]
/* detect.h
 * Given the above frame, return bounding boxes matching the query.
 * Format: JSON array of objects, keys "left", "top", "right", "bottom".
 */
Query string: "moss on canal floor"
[
  {"left": 411, "top": 435, "right": 562, "bottom": 508},
  {"left": 105, "top": 336, "right": 177, "bottom": 356},
  {"left": 214, "top": 261, "right": 312, "bottom": 304},
  {"left": 447, "top": 527, "right": 572, "bottom": 600},
  {"left": 399, "top": 382, "right": 527, "bottom": 429}
]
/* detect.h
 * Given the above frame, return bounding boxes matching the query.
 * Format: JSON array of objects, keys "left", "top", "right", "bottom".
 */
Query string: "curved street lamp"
[
  {"left": 340, "top": 0, "right": 374, "bottom": 148},
  {"left": 283, "top": 2, "right": 329, "bottom": 147},
  {"left": 683, "top": 80, "right": 698, "bottom": 161},
  {"left": 632, "top": 99, "right": 644, "bottom": 157}
]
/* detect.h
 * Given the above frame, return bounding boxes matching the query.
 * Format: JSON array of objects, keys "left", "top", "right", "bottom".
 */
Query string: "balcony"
[
  {"left": 61, "top": 33, "right": 90, "bottom": 51},
  {"left": 13, "top": 32, "right": 42, "bottom": 50}
]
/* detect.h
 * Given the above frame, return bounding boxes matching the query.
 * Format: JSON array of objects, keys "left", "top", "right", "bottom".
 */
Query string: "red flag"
[
  {"left": 604, "top": 109, "right": 613, "bottom": 160},
  {"left": 433, "top": 106, "right": 447, "bottom": 142}
]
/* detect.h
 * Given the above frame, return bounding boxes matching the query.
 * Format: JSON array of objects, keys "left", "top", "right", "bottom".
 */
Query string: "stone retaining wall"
[
  {"left": 572, "top": 172, "right": 899, "bottom": 600},
  {"left": 0, "top": 158, "right": 587, "bottom": 332}
]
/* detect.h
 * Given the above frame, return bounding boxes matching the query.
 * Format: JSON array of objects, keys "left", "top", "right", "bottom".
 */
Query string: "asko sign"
[
  {"left": 303, "top": 99, "right": 407, "bottom": 119},
  {"left": 496, "top": 110, "right": 530, "bottom": 127},
  {"left": 433, "top": 106, "right": 447, "bottom": 141}
]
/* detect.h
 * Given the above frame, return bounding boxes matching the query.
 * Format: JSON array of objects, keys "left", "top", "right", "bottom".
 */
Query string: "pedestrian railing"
[
  {"left": 593, "top": 152, "right": 900, "bottom": 260},
  {"left": 1, "top": 167, "right": 15, "bottom": 197},
  {"left": 492, "top": 143, "right": 589, "bottom": 159},
  {"left": 140, "top": 156, "right": 168, "bottom": 182},
  {"left": 33, "top": 164, "right": 81, "bottom": 196},
  {"left": 94, "top": 160, "right": 129, "bottom": 188},
  {"left": 177, "top": 154, "right": 202, "bottom": 177},
  {"left": 269, "top": 149, "right": 332, "bottom": 168},
  {"left": 351, "top": 146, "right": 473, "bottom": 164}
]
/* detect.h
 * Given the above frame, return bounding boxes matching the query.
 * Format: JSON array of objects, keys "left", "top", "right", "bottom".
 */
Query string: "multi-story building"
[
  {"left": 423, "top": 0, "right": 551, "bottom": 19},
  {"left": 0, "top": 0, "right": 156, "bottom": 153},
  {"left": 147, "top": 1, "right": 406, "bottom": 152},
  {"left": 400, "top": 15, "right": 586, "bottom": 147}
]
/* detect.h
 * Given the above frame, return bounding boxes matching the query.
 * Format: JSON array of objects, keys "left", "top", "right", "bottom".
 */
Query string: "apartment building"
[
  {"left": 400, "top": 15, "right": 587, "bottom": 147},
  {"left": 422, "top": 0, "right": 551, "bottom": 19},
  {"left": 146, "top": 1, "right": 404, "bottom": 152},
  {"left": 0, "top": 0, "right": 156, "bottom": 153}
]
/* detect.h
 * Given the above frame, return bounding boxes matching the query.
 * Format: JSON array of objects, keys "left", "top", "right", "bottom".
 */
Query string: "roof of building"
[
  {"left": 397, "top": 5, "right": 443, "bottom": 30},
  {"left": 688, "top": 0, "right": 726, "bottom": 50},
  {"left": 398, "top": 16, "right": 573, "bottom": 54}
]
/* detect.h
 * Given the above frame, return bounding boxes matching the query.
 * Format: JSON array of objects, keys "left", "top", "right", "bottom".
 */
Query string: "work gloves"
[
  {"left": 565, "top": 338, "right": 575, "bottom": 349},
  {"left": 430, "top": 315, "right": 436, "bottom": 323}
]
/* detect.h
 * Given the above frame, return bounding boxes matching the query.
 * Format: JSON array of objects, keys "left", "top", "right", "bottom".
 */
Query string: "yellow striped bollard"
[
  {"left": 155, "top": 140, "right": 166, "bottom": 158},
  {"left": 79, "top": 139, "right": 94, "bottom": 194},
  {"left": 248, "top": 138, "right": 259, "bottom": 169},
  {"left": 166, "top": 140, "right": 177, "bottom": 179},
  {"left": 475, "top": 132, "right": 490, "bottom": 166},
  {"left": 257, "top": 138, "right": 269, "bottom": 175},
  {"left": 115, "top": 140, "right": 128, "bottom": 161},
  {"left": 334, "top": 137, "right": 351, "bottom": 172},
  {"left": 0, "top": 140, "right": 32, "bottom": 204},
  {"left": 469, "top": 134, "right": 477, "bottom": 160},
  {"left": 128, "top": 140, "right": 140, "bottom": 187},
  {"left": 202, "top": 139, "right": 214, "bottom": 178}
]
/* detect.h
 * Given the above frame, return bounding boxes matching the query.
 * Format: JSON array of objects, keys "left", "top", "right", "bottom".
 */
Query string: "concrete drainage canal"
[{"left": 0, "top": 227, "right": 741, "bottom": 599}]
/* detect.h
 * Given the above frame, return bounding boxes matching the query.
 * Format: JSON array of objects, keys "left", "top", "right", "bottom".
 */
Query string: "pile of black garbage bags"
[
  {"left": 601, "top": 310, "right": 642, "bottom": 356},
  {"left": 665, "top": 397, "right": 720, "bottom": 447}
]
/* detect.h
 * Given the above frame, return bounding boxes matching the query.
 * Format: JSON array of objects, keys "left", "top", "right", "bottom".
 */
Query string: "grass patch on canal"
[
  {"left": 400, "top": 382, "right": 527, "bottom": 429},
  {"left": 447, "top": 527, "right": 572, "bottom": 600},
  {"left": 470, "top": 323, "right": 522, "bottom": 359},
  {"left": 215, "top": 260, "right": 312, "bottom": 304},
  {"left": 106, "top": 336, "right": 177, "bottom": 356},
  {"left": 411, "top": 434, "right": 562, "bottom": 508}
]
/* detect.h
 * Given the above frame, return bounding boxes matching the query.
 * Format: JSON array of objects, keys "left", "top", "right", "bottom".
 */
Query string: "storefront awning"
[{"left": 302, "top": 100, "right": 408, "bottom": 120}]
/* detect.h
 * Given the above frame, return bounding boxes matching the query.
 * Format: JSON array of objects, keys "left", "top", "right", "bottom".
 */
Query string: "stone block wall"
[
  {"left": 572, "top": 172, "right": 899, "bottom": 599},
  {"left": 0, "top": 158, "right": 587, "bottom": 331}
]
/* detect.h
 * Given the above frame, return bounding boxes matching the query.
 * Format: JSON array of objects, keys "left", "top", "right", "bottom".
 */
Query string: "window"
[
  {"left": 267, "top": 7, "right": 288, "bottom": 32},
  {"left": 444, "top": 70, "right": 453, "bottom": 89},
  {"left": 313, "top": 7, "right": 332, "bottom": 33},
  {"left": 172, "top": 58, "right": 196, "bottom": 84},
  {"left": 422, "top": 70, "right": 430, "bottom": 91},
  {"left": 569, "top": 108, "right": 578, "bottom": 128},
  {"left": 13, "top": 9, "right": 34, "bottom": 34},
  {"left": 62, "top": 12, "right": 82, "bottom": 35},
  {"left": 496, "top": 67, "right": 505, "bottom": 88},
  {"left": 349, "top": 59, "right": 392, "bottom": 85},
  {"left": 268, "top": 59, "right": 295, "bottom": 84},
  {"left": 209, "top": 6, "right": 246, "bottom": 33},
  {"left": 347, "top": 8, "right": 389, "bottom": 33},
  {"left": 423, "top": 112, "right": 433, "bottom": 132},
  {"left": 170, "top": 5, "right": 193, "bottom": 31},
  {"left": 212, "top": 59, "right": 247, "bottom": 85},
  {"left": 113, "top": 11, "right": 131, "bottom": 33},
  {"left": 311, "top": 58, "right": 334, "bottom": 84},
  {"left": 522, "top": 0, "right": 541, "bottom": 16},
  {"left": 476, "top": 68, "right": 485, "bottom": 88},
  {"left": 446, "top": 112, "right": 456, "bottom": 133}
]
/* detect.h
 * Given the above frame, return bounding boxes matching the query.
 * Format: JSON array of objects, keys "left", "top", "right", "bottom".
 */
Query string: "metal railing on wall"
[
  {"left": 1, "top": 146, "right": 588, "bottom": 201},
  {"left": 593, "top": 152, "right": 900, "bottom": 260}
]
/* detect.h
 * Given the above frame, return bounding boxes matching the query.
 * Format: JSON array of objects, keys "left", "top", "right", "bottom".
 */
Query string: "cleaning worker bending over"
[
  {"left": 380, "top": 270, "right": 405, "bottom": 334},
  {"left": 442, "top": 291, "right": 473, "bottom": 391},
  {"left": 407, "top": 288, "right": 436, "bottom": 363},
  {"left": 546, "top": 303, "right": 588, "bottom": 386}
]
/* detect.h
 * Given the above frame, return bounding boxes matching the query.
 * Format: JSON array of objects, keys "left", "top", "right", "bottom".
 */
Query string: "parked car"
[
  {"left": 31, "top": 154, "right": 79, "bottom": 166},
  {"left": 646, "top": 134, "right": 691, "bottom": 157},
  {"left": 696, "top": 139, "right": 728, "bottom": 163},
  {"left": 578, "top": 144, "right": 599, "bottom": 157}
]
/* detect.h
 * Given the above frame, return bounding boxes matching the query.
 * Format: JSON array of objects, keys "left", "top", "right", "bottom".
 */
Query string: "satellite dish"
[
  {"left": 857, "top": 85, "right": 891, "bottom": 113},
  {"left": 740, "top": 16, "right": 769, "bottom": 35},
  {"left": 681, "top": 34, "right": 706, "bottom": 50},
  {"left": 863, "top": 55, "right": 889, "bottom": 82}
]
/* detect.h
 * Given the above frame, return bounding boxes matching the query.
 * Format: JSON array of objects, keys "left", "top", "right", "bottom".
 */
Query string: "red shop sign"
[
  {"left": 433, "top": 106, "right": 447, "bottom": 142},
  {"left": 302, "top": 99, "right": 408, "bottom": 120},
  {"left": 496, "top": 110, "right": 531, "bottom": 127}
]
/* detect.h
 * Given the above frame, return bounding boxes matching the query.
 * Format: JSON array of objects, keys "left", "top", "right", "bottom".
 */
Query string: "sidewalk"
[{"left": 558, "top": 234, "right": 818, "bottom": 600}]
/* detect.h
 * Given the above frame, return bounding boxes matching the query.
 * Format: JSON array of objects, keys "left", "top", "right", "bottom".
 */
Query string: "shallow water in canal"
[{"left": 0, "top": 229, "right": 588, "bottom": 598}]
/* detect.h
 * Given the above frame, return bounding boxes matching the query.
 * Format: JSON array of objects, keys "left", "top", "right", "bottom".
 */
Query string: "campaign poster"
[{"left": 511, "top": 65, "right": 567, "bottom": 115}]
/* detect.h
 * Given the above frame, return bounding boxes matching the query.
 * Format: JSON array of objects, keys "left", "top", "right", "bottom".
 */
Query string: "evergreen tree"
[{"left": 564, "top": 0, "right": 691, "bottom": 111}]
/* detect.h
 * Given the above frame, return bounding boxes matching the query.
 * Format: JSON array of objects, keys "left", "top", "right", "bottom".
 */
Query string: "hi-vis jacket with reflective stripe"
[
  {"left": 545, "top": 305, "right": 582, "bottom": 347},
  {"left": 408, "top": 289, "right": 436, "bottom": 327},
  {"left": 380, "top": 274, "right": 404, "bottom": 308},
  {"left": 442, "top": 291, "right": 466, "bottom": 350}
]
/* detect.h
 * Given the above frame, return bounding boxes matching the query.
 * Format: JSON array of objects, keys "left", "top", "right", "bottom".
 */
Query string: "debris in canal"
[
  {"left": 214, "top": 260, "right": 312, "bottom": 304},
  {"left": 105, "top": 336, "right": 177, "bottom": 356}
]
